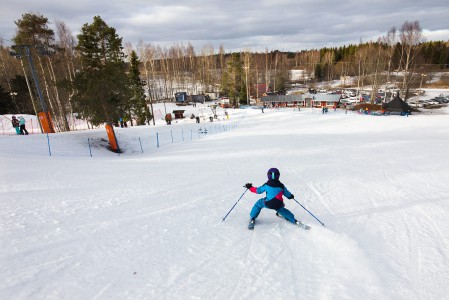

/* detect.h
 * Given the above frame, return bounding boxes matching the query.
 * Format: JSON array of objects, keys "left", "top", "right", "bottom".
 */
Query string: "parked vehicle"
[
  {"left": 340, "top": 97, "right": 359, "bottom": 105},
  {"left": 249, "top": 96, "right": 257, "bottom": 105},
  {"left": 344, "top": 89, "right": 356, "bottom": 97},
  {"left": 433, "top": 96, "right": 448, "bottom": 104},
  {"left": 361, "top": 94, "right": 370, "bottom": 102},
  {"left": 416, "top": 89, "right": 425, "bottom": 95},
  {"left": 219, "top": 97, "right": 231, "bottom": 108},
  {"left": 425, "top": 99, "right": 440, "bottom": 105},
  {"left": 408, "top": 101, "right": 423, "bottom": 108}
]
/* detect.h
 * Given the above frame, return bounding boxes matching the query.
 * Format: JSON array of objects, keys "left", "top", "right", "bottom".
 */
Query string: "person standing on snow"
[
  {"left": 245, "top": 168, "right": 310, "bottom": 230},
  {"left": 11, "top": 116, "right": 21, "bottom": 134},
  {"left": 18, "top": 116, "right": 29, "bottom": 135}
]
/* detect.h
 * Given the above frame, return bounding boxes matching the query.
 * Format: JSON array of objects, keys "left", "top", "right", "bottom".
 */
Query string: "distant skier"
[
  {"left": 11, "top": 116, "right": 20, "bottom": 134},
  {"left": 18, "top": 116, "right": 29, "bottom": 135},
  {"left": 245, "top": 168, "right": 310, "bottom": 230}
]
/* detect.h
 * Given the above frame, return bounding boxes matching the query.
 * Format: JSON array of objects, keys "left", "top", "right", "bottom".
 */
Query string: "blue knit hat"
[{"left": 267, "top": 168, "right": 280, "bottom": 180}]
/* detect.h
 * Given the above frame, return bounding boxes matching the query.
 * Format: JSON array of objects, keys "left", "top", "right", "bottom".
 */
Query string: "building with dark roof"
[{"left": 261, "top": 93, "right": 341, "bottom": 107}]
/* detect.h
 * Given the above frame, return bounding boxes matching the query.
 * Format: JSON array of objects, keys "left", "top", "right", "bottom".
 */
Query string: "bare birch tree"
[
  {"left": 380, "top": 27, "right": 398, "bottom": 100},
  {"left": 55, "top": 20, "right": 77, "bottom": 130},
  {"left": 242, "top": 49, "right": 252, "bottom": 104},
  {"left": 398, "top": 20, "right": 425, "bottom": 100}
]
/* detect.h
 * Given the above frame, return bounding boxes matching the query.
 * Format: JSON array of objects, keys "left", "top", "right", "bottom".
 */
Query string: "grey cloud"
[{"left": 1, "top": 0, "right": 448, "bottom": 52}]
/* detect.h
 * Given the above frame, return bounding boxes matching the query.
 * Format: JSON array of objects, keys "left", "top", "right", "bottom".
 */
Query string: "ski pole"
[
  {"left": 293, "top": 198, "right": 325, "bottom": 227},
  {"left": 222, "top": 188, "right": 248, "bottom": 222}
]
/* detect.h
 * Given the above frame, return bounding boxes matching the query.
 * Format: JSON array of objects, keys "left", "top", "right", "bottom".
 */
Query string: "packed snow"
[{"left": 1, "top": 90, "right": 449, "bottom": 300}]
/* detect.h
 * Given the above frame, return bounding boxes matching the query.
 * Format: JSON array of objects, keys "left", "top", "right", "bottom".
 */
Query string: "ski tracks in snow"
[
  {"left": 228, "top": 224, "right": 301, "bottom": 299},
  {"left": 398, "top": 198, "right": 449, "bottom": 299},
  {"left": 228, "top": 230, "right": 255, "bottom": 300},
  {"left": 153, "top": 230, "right": 256, "bottom": 299}
]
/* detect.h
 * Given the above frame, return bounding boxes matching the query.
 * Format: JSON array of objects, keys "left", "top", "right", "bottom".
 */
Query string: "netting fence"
[{"left": 0, "top": 121, "right": 239, "bottom": 157}]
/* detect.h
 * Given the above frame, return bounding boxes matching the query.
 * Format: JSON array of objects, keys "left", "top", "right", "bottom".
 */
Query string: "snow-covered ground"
[
  {"left": 1, "top": 90, "right": 449, "bottom": 299},
  {"left": 0, "top": 101, "right": 233, "bottom": 135}
]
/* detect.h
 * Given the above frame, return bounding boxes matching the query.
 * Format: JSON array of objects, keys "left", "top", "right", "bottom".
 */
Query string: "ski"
[
  {"left": 276, "top": 212, "right": 311, "bottom": 230},
  {"left": 297, "top": 222, "right": 311, "bottom": 231}
]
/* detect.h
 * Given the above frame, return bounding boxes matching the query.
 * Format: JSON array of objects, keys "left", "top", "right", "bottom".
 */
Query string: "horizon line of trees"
[{"left": 1, "top": 13, "right": 449, "bottom": 132}]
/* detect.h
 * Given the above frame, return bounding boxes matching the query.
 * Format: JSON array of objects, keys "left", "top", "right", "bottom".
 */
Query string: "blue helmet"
[{"left": 267, "top": 168, "right": 280, "bottom": 180}]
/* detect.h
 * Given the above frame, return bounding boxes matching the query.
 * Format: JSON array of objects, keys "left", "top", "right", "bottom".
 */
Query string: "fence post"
[
  {"left": 116, "top": 138, "right": 121, "bottom": 157},
  {"left": 88, "top": 138, "right": 92, "bottom": 157},
  {"left": 139, "top": 137, "right": 143, "bottom": 153},
  {"left": 46, "top": 133, "right": 52, "bottom": 157}
]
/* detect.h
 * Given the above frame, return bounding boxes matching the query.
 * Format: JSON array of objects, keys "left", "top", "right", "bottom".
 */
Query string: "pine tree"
[
  {"left": 314, "top": 64, "right": 324, "bottom": 81},
  {"left": 221, "top": 53, "right": 243, "bottom": 106},
  {"left": 13, "top": 13, "right": 54, "bottom": 46},
  {"left": 0, "top": 85, "right": 16, "bottom": 113},
  {"left": 72, "top": 16, "right": 130, "bottom": 125},
  {"left": 128, "top": 50, "right": 151, "bottom": 125}
]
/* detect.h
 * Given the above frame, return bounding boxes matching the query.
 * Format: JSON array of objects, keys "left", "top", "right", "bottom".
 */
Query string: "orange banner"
[{"left": 38, "top": 112, "right": 55, "bottom": 133}]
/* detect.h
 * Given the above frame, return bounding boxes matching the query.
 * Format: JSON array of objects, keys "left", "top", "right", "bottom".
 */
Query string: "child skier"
[
  {"left": 18, "top": 116, "right": 29, "bottom": 135},
  {"left": 245, "top": 168, "right": 310, "bottom": 230},
  {"left": 11, "top": 116, "right": 20, "bottom": 134}
]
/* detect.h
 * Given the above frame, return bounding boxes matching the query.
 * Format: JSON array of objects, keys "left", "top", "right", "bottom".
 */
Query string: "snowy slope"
[{"left": 1, "top": 93, "right": 449, "bottom": 299}]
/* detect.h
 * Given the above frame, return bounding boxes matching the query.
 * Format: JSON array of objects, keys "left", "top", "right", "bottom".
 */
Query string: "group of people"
[{"left": 11, "top": 116, "right": 29, "bottom": 135}]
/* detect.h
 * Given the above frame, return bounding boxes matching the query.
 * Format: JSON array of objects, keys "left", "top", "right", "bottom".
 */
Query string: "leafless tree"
[
  {"left": 354, "top": 45, "right": 370, "bottom": 92},
  {"left": 398, "top": 20, "right": 425, "bottom": 100},
  {"left": 242, "top": 49, "right": 252, "bottom": 103},
  {"left": 380, "top": 27, "right": 398, "bottom": 98},
  {"left": 55, "top": 20, "right": 77, "bottom": 129}
]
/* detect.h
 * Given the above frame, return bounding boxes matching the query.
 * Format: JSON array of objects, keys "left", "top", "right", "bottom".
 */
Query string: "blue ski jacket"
[{"left": 249, "top": 179, "right": 293, "bottom": 209}]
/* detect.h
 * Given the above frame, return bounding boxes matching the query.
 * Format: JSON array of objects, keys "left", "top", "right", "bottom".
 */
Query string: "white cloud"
[{"left": 423, "top": 29, "right": 449, "bottom": 42}]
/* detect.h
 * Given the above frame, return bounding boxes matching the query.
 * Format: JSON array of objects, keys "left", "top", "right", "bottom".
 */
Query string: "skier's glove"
[
  {"left": 288, "top": 194, "right": 294, "bottom": 199},
  {"left": 245, "top": 183, "right": 253, "bottom": 189}
]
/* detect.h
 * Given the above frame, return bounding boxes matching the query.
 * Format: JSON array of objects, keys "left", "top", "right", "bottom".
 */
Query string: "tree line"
[{"left": 1, "top": 13, "right": 448, "bottom": 132}]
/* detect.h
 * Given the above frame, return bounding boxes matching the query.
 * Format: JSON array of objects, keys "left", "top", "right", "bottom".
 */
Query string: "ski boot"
[
  {"left": 295, "top": 220, "right": 311, "bottom": 230},
  {"left": 248, "top": 218, "right": 255, "bottom": 230}
]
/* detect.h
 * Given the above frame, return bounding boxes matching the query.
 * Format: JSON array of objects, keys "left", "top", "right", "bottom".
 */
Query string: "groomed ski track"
[{"left": 1, "top": 106, "right": 449, "bottom": 299}]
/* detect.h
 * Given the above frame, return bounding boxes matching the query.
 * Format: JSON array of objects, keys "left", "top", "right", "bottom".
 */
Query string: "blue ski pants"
[{"left": 250, "top": 198, "right": 296, "bottom": 223}]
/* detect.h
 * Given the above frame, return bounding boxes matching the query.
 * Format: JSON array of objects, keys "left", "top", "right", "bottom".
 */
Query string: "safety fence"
[
  {"left": 0, "top": 114, "right": 95, "bottom": 135},
  {"left": 0, "top": 116, "right": 41, "bottom": 135},
  {"left": 0, "top": 121, "right": 239, "bottom": 157}
]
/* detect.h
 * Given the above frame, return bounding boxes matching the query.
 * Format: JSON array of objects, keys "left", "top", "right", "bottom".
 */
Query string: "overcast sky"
[{"left": 1, "top": 0, "right": 449, "bottom": 52}]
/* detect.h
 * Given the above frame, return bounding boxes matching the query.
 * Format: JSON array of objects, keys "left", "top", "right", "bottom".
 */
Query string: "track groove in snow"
[
  {"left": 228, "top": 230, "right": 255, "bottom": 300},
  {"left": 2, "top": 96, "right": 449, "bottom": 299}
]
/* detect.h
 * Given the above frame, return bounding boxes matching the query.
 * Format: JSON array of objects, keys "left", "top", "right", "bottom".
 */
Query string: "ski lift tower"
[{"left": 10, "top": 45, "right": 55, "bottom": 133}]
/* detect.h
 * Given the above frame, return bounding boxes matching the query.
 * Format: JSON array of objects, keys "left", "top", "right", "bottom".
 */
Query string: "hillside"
[{"left": 1, "top": 91, "right": 449, "bottom": 299}]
